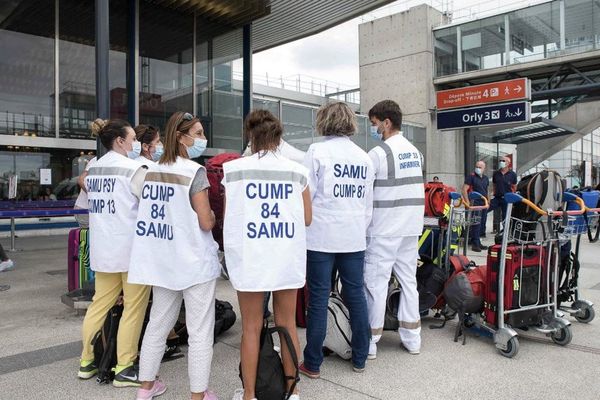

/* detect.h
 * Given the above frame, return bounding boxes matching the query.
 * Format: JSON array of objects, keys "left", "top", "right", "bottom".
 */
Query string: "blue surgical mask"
[
  {"left": 475, "top": 167, "right": 482, "bottom": 176},
  {"left": 370, "top": 125, "right": 383, "bottom": 141},
  {"left": 187, "top": 138, "right": 207, "bottom": 159},
  {"left": 152, "top": 144, "right": 164, "bottom": 162},
  {"left": 498, "top": 161, "right": 506, "bottom": 169},
  {"left": 127, "top": 141, "right": 141, "bottom": 159}
]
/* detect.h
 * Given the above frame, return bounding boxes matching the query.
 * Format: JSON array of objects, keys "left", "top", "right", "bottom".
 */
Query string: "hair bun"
[{"left": 90, "top": 118, "right": 107, "bottom": 137}]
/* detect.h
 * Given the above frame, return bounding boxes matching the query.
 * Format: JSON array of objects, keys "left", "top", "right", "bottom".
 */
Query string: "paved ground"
[{"left": 1, "top": 230, "right": 600, "bottom": 400}]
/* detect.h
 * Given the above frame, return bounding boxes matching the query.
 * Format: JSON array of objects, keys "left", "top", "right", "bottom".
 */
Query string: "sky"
[{"left": 234, "top": 0, "right": 549, "bottom": 90}]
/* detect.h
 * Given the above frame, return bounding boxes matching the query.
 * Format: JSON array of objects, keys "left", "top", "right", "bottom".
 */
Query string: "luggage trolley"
[
  {"left": 557, "top": 194, "right": 600, "bottom": 323},
  {"left": 428, "top": 192, "right": 488, "bottom": 321},
  {"left": 463, "top": 192, "right": 585, "bottom": 358}
]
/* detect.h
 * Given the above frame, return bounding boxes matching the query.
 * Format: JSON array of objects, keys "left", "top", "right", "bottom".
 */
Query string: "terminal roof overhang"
[
  {"left": 148, "top": 0, "right": 396, "bottom": 53},
  {"left": 0, "top": 1, "right": 394, "bottom": 58}
]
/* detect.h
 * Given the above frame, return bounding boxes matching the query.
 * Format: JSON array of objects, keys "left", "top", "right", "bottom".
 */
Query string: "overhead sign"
[
  {"left": 436, "top": 78, "right": 530, "bottom": 110},
  {"left": 437, "top": 101, "right": 531, "bottom": 130}
]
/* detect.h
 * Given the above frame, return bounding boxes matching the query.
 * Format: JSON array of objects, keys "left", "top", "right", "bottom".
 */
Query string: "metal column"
[
  {"left": 559, "top": 0, "right": 566, "bottom": 50},
  {"left": 127, "top": 0, "right": 139, "bottom": 126},
  {"left": 54, "top": 0, "right": 59, "bottom": 138},
  {"left": 242, "top": 23, "right": 253, "bottom": 151},
  {"left": 456, "top": 26, "right": 462, "bottom": 73},
  {"left": 95, "top": 0, "right": 110, "bottom": 158},
  {"left": 504, "top": 14, "right": 511, "bottom": 65}
]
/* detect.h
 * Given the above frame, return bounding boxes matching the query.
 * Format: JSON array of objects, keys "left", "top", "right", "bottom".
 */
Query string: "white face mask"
[
  {"left": 370, "top": 125, "right": 383, "bottom": 141},
  {"left": 475, "top": 167, "right": 483, "bottom": 175},
  {"left": 127, "top": 141, "right": 141, "bottom": 159},
  {"left": 499, "top": 161, "right": 506, "bottom": 169}
]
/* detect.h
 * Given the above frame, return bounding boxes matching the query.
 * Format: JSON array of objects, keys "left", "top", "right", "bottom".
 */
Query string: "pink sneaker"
[
  {"left": 202, "top": 390, "right": 219, "bottom": 400},
  {"left": 136, "top": 380, "right": 167, "bottom": 400}
]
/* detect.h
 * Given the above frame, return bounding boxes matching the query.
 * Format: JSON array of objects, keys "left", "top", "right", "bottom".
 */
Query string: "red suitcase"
[
  {"left": 68, "top": 228, "right": 81, "bottom": 292},
  {"left": 484, "top": 244, "right": 548, "bottom": 327}
]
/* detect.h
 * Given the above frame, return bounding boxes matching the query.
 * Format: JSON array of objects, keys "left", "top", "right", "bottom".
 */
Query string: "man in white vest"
[{"left": 364, "top": 100, "right": 425, "bottom": 359}]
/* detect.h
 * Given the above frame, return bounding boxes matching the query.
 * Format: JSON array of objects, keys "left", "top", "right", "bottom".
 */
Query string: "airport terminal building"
[
  {"left": 3, "top": 0, "right": 600, "bottom": 205},
  {"left": 0, "top": 0, "right": 399, "bottom": 202}
]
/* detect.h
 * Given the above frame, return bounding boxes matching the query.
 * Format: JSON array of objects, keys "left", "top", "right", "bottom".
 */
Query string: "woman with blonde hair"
[
  {"left": 223, "top": 109, "right": 311, "bottom": 400},
  {"left": 78, "top": 118, "right": 150, "bottom": 387},
  {"left": 299, "top": 102, "right": 374, "bottom": 377},
  {"left": 129, "top": 112, "right": 220, "bottom": 400}
]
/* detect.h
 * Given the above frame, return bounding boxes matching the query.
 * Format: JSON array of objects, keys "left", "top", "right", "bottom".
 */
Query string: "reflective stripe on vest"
[
  {"left": 225, "top": 169, "right": 307, "bottom": 187},
  {"left": 144, "top": 171, "right": 192, "bottom": 186},
  {"left": 87, "top": 166, "right": 135, "bottom": 178},
  {"left": 372, "top": 141, "right": 423, "bottom": 209}
]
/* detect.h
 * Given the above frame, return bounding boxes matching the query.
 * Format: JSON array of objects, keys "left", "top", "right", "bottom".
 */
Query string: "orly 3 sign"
[{"left": 437, "top": 102, "right": 531, "bottom": 130}]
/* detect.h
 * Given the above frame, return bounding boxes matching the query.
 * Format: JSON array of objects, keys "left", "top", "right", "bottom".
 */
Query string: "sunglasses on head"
[{"left": 177, "top": 112, "right": 195, "bottom": 131}]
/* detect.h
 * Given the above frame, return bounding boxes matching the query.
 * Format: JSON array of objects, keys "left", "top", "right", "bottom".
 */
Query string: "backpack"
[
  {"left": 323, "top": 292, "right": 352, "bottom": 360},
  {"left": 92, "top": 304, "right": 123, "bottom": 384},
  {"left": 513, "top": 170, "right": 565, "bottom": 221},
  {"left": 442, "top": 264, "right": 487, "bottom": 344},
  {"left": 239, "top": 322, "right": 299, "bottom": 400},
  {"left": 214, "top": 299, "right": 237, "bottom": 340},
  {"left": 424, "top": 182, "right": 456, "bottom": 218},
  {"left": 206, "top": 153, "right": 241, "bottom": 250}
]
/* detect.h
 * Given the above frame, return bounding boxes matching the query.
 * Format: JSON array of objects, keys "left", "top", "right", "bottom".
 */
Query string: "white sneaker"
[
  {"left": 367, "top": 342, "right": 377, "bottom": 360},
  {"left": 288, "top": 395, "right": 300, "bottom": 400},
  {"left": 401, "top": 343, "right": 420, "bottom": 355},
  {"left": 0, "top": 259, "right": 14, "bottom": 272},
  {"left": 232, "top": 389, "right": 256, "bottom": 400}
]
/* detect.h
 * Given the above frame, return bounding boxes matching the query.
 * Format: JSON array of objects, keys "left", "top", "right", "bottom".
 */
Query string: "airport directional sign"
[
  {"left": 437, "top": 101, "right": 531, "bottom": 130},
  {"left": 436, "top": 78, "right": 530, "bottom": 110}
]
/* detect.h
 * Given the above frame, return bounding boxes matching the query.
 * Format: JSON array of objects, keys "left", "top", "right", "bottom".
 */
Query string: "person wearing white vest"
[
  {"left": 74, "top": 155, "right": 97, "bottom": 228},
  {"left": 134, "top": 124, "right": 163, "bottom": 165},
  {"left": 78, "top": 119, "right": 151, "bottom": 388},
  {"left": 224, "top": 110, "right": 311, "bottom": 400},
  {"left": 242, "top": 138, "right": 306, "bottom": 164},
  {"left": 129, "top": 112, "right": 219, "bottom": 400},
  {"left": 364, "top": 100, "right": 425, "bottom": 359},
  {"left": 299, "top": 102, "right": 375, "bottom": 379}
]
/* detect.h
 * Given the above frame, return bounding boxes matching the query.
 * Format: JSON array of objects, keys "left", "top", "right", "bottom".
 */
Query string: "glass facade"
[
  {"left": 525, "top": 129, "right": 600, "bottom": 187},
  {"left": 434, "top": 0, "right": 600, "bottom": 77}
]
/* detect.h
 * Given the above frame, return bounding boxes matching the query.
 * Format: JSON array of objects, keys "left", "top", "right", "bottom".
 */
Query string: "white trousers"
[
  {"left": 364, "top": 235, "right": 421, "bottom": 351},
  {"left": 139, "top": 279, "right": 216, "bottom": 393}
]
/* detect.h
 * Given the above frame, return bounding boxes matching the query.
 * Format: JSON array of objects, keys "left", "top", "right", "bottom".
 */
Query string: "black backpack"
[
  {"left": 239, "top": 321, "right": 299, "bottom": 400},
  {"left": 92, "top": 304, "right": 123, "bottom": 384},
  {"left": 513, "top": 170, "right": 565, "bottom": 221}
]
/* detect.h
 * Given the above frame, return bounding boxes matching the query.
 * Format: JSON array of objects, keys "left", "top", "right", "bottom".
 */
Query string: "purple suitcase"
[{"left": 67, "top": 228, "right": 80, "bottom": 292}]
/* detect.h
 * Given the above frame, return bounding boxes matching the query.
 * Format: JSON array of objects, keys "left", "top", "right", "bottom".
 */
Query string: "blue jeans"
[{"left": 303, "top": 250, "right": 370, "bottom": 371}]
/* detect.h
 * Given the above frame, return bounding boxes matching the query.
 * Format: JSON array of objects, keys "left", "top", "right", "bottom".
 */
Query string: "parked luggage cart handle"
[
  {"left": 504, "top": 193, "right": 585, "bottom": 216},
  {"left": 449, "top": 191, "right": 463, "bottom": 207},
  {"left": 559, "top": 192, "right": 586, "bottom": 216},
  {"left": 464, "top": 192, "right": 489, "bottom": 210}
]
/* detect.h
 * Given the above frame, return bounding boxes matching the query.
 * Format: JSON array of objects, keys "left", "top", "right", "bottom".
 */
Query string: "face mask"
[
  {"left": 474, "top": 167, "right": 482, "bottom": 175},
  {"left": 152, "top": 144, "right": 164, "bottom": 162},
  {"left": 370, "top": 125, "right": 383, "bottom": 141},
  {"left": 499, "top": 161, "right": 506, "bottom": 169},
  {"left": 186, "top": 138, "right": 207, "bottom": 159},
  {"left": 127, "top": 141, "right": 141, "bottom": 159}
]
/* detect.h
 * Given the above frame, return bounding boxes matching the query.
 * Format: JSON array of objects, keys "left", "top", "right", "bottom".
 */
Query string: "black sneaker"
[
  {"left": 471, "top": 245, "right": 482, "bottom": 253},
  {"left": 112, "top": 365, "right": 141, "bottom": 388},
  {"left": 480, "top": 244, "right": 489, "bottom": 250},
  {"left": 77, "top": 361, "right": 98, "bottom": 379}
]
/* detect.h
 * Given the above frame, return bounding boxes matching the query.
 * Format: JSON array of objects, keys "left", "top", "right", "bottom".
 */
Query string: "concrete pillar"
[{"left": 359, "top": 4, "right": 464, "bottom": 188}]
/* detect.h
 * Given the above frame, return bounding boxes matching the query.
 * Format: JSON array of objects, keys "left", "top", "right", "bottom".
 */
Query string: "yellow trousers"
[{"left": 80, "top": 272, "right": 150, "bottom": 366}]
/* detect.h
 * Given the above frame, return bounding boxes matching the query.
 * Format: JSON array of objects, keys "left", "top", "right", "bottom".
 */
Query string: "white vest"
[
  {"left": 128, "top": 157, "right": 221, "bottom": 290},
  {"left": 367, "top": 133, "right": 425, "bottom": 237},
  {"left": 222, "top": 152, "right": 308, "bottom": 292},
  {"left": 86, "top": 151, "right": 144, "bottom": 273},
  {"left": 304, "top": 136, "right": 375, "bottom": 252},
  {"left": 135, "top": 156, "right": 154, "bottom": 166}
]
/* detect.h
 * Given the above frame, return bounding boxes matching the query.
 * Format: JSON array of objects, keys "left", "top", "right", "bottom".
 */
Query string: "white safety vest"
[
  {"left": 222, "top": 152, "right": 308, "bottom": 292},
  {"left": 367, "top": 133, "right": 425, "bottom": 237},
  {"left": 243, "top": 139, "right": 306, "bottom": 164},
  {"left": 86, "top": 151, "right": 144, "bottom": 273},
  {"left": 304, "top": 136, "right": 375, "bottom": 252},
  {"left": 135, "top": 155, "right": 155, "bottom": 166},
  {"left": 74, "top": 157, "right": 97, "bottom": 209},
  {"left": 128, "top": 157, "right": 221, "bottom": 290}
]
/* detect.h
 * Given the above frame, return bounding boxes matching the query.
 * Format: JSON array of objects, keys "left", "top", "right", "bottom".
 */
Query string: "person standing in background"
[
  {"left": 462, "top": 160, "right": 489, "bottom": 252},
  {"left": 489, "top": 155, "right": 517, "bottom": 227}
]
